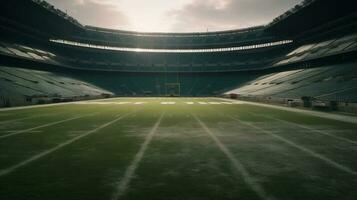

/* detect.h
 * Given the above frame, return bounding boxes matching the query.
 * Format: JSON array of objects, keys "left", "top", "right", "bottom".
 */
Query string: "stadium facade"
[{"left": 0, "top": 0, "right": 357, "bottom": 112}]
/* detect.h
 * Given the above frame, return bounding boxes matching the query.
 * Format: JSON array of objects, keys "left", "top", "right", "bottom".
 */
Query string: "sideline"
[{"left": 217, "top": 98, "right": 357, "bottom": 124}]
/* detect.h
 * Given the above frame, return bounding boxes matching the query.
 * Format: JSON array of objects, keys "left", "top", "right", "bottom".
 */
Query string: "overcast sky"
[{"left": 45, "top": 0, "right": 303, "bottom": 32}]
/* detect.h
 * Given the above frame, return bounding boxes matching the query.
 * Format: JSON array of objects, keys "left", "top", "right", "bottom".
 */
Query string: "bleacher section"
[
  {"left": 73, "top": 71, "right": 256, "bottom": 97},
  {"left": 1, "top": 30, "right": 356, "bottom": 73},
  {"left": 275, "top": 32, "right": 357, "bottom": 66},
  {"left": 226, "top": 62, "right": 357, "bottom": 103},
  {"left": 0, "top": 66, "right": 112, "bottom": 107},
  {"left": 0, "top": 40, "right": 288, "bottom": 72},
  {"left": 0, "top": 41, "right": 58, "bottom": 64},
  {"left": 77, "top": 26, "right": 276, "bottom": 49},
  {"left": 1, "top": 0, "right": 357, "bottom": 108}
]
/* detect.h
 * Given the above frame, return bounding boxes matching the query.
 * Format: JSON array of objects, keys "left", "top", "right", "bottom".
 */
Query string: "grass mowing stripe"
[
  {"left": 192, "top": 114, "right": 275, "bottom": 200},
  {"left": 226, "top": 115, "right": 357, "bottom": 176},
  {"left": 111, "top": 111, "right": 165, "bottom": 200},
  {"left": 0, "top": 111, "right": 135, "bottom": 177},
  {"left": 0, "top": 115, "right": 88, "bottom": 140},
  {"left": 256, "top": 114, "right": 357, "bottom": 145}
]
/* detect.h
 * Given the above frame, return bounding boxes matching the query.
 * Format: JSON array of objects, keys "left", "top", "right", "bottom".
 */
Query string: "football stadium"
[{"left": 0, "top": 0, "right": 357, "bottom": 199}]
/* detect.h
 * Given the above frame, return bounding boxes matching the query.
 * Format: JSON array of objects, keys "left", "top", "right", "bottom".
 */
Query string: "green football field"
[{"left": 0, "top": 98, "right": 356, "bottom": 200}]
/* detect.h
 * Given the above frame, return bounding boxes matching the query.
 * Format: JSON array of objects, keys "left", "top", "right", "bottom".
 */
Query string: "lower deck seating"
[
  {"left": 72, "top": 71, "right": 256, "bottom": 97},
  {"left": 226, "top": 62, "right": 357, "bottom": 102},
  {"left": 0, "top": 66, "right": 113, "bottom": 107}
]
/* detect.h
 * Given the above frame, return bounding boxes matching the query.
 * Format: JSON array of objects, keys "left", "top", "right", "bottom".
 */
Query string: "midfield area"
[{"left": 0, "top": 98, "right": 356, "bottom": 200}]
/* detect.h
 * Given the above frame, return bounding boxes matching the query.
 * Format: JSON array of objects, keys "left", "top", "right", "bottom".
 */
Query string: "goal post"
[{"left": 165, "top": 83, "right": 181, "bottom": 97}]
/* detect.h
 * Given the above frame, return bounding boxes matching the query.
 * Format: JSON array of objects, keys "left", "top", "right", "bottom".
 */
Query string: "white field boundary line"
[
  {"left": 0, "top": 98, "right": 111, "bottom": 112},
  {"left": 0, "top": 115, "right": 92, "bottom": 140},
  {"left": 216, "top": 98, "right": 357, "bottom": 124},
  {"left": 0, "top": 111, "right": 136, "bottom": 177},
  {"left": 0, "top": 102, "right": 77, "bottom": 112},
  {"left": 0, "top": 115, "right": 43, "bottom": 125},
  {"left": 111, "top": 112, "right": 165, "bottom": 200},
  {"left": 0, "top": 112, "right": 69, "bottom": 125},
  {"left": 226, "top": 115, "right": 357, "bottom": 176},
  {"left": 192, "top": 114, "right": 275, "bottom": 200},
  {"left": 0, "top": 112, "right": 101, "bottom": 139},
  {"left": 255, "top": 114, "right": 357, "bottom": 145},
  {"left": 104, "top": 97, "right": 216, "bottom": 100}
]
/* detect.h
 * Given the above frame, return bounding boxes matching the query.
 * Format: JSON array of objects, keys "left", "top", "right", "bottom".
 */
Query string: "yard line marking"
[
  {"left": 208, "top": 102, "right": 221, "bottom": 105},
  {"left": 198, "top": 102, "right": 208, "bottom": 105},
  {"left": 161, "top": 102, "right": 176, "bottom": 105},
  {"left": 5, "top": 130, "right": 42, "bottom": 133},
  {"left": 134, "top": 102, "right": 145, "bottom": 105},
  {"left": 0, "top": 113, "right": 60, "bottom": 125},
  {"left": 192, "top": 114, "right": 274, "bottom": 200},
  {"left": 220, "top": 102, "right": 233, "bottom": 105},
  {"left": 116, "top": 102, "right": 130, "bottom": 105},
  {"left": 0, "top": 111, "right": 135, "bottom": 177},
  {"left": 0, "top": 116, "right": 37, "bottom": 125},
  {"left": 185, "top": 102, "right": 194, "bottom": 104},
  {"left": 227, "top": 115, "right": 357, "bottom": 176},
  {"left": 111, "top": 112, "right": 165, "bottom": 200},
  {"left": 258, "top": 115, "right": 357, "bottom": 145},
  {"left": 76, "top": 102, "right": 136, "bottom": 105},
  {"left": 0, "top": 115, "right": 88, "bottom": 140}
]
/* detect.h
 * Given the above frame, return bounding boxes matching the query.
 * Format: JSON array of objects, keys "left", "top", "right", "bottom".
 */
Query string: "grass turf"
[{"left": 0, "top": 98, "right": 356, "bottom": 200}]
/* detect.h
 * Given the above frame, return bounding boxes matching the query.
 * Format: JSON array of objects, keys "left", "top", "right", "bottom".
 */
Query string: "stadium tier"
[
  {"left": 0, "top": 0, "right": 357, "bottom": 109},
  {"left": 0, "top": 66, "right": 112, "bottom": 107},
  {"left": 225, "top": 62, "right": 357, "bottom": 102}
]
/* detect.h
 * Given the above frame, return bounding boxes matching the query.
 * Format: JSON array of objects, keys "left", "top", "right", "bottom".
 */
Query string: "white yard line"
[
  {"left": 217, "top": 98, "right": 357, "bottom": 124},
  {"left": 0, "top": 102, "right": 75, "bottom": 112},
  {"left": 0, "top": 115, "right": 88, "bottom": 140},
  {"left": 192, "top": 114, "right": 274, "bottom": 200},
  {"left": 116, "top": 102, "right": 130, "bottom": 105},
  {"left": 161, "top": 102, "right": 176, "bottom": 105},
  {"left": 0, "top": 98, "right": 107, "bottom": 112},
  {"left": 257, "top": 115, "right": 357, "bottom": 145},
  {"left": 208, "top": 102, "right": 222, "bottom": 105},
  {"left": 227, "top": 115, "right": 357, "bottom": 176},
  {"left": 111, "top": 112, "right": 165, "bottom": 200},
  {"left": 220, "top": 102, "right": 233, "bottom": 105},
  {"left": 0, "top": 111, "right": 135, "bottom": 177},
  {"left": 0, "top": 116, "right": 40, "bottom": 125},
  {"left": 0, "top": 113, "right": 67, "bottom": 125},
  {"left": 76, "top": 102, "right": 133, "bottom": 105}
]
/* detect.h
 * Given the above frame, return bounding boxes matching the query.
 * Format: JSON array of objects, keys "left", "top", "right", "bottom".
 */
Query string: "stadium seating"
[
  {"left": 0, "top": 66, "right": 112, "bottom": 107},
  {"left": 79, "top": 25, "right": 277, "bottom": 49},
  {"left": 275, "top": 33, "right": 357, "bottom": 66},
  {"left": 226, "top": 62, "right": 357, "bottom": 102},
  {"left": 1, "top": 0, "right": 357, "bottom": 107}
]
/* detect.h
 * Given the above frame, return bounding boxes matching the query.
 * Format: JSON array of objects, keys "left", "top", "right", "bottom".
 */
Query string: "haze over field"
[{"left": 46, "top": 0, "right": 303, "bottom": 32}]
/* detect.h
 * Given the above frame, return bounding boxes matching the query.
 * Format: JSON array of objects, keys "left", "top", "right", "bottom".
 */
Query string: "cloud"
[
  {"left": 45, "top": 0, "right": 130, "bottom": 29},
  {"left": 45, "top": 0, "right": 302, "bottom": 32},
  {"left": 167, "top": 0, "right": 303, "bottom": 32}
]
